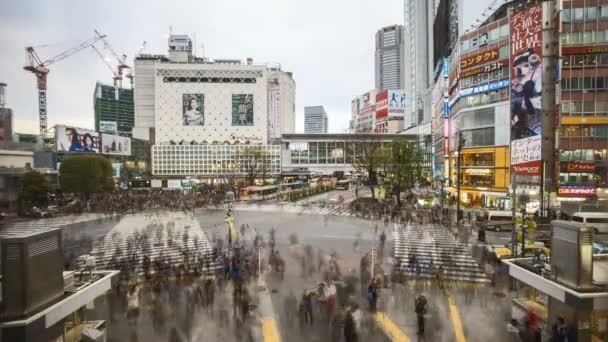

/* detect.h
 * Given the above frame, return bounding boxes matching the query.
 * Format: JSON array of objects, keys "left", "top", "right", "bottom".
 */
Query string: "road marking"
[
  {"left": 373, "top": 312, "right": 411, "bottom": 342},
  {"left": 261, "top": 317, "right": 281, "bottom": 342},
  {"left": 447, "top": 293, "right": 467, "bottom": 342}
]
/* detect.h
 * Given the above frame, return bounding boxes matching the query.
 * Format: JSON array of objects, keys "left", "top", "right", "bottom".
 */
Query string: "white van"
[
  {"left": 572, "top": 212, "right": 608, "bottom": 234},
  {"left": 482, "top": 210, "right": 522, "bottom": 232}
]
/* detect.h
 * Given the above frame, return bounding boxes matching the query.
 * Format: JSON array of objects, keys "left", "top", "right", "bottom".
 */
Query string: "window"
[
  {"left": 563, "top": 8, "right": 572, "bottom": 22},
  {"left": 583, "top": 31, "right": 595, "bottom": 44},
  {"left": 574, "top": 55, "right": 585, "bottom": 65},
  {"left": 461, "top": 39, "right": 470, "bottom": 51},
  {"left": 574, "top": 8, "right": 584, "bottom": 20},
  {"left": 499, "top": 45, "right": 508, "bottom": 59},
  {"left": 583, "top": 100, "right": 595, "bottom": 113},
  {"left": 499, "top": 24, "right": 509, "bottom": 37},
  {"left": 489, "top": 28, "right": 499, "bottom": 41},
  {"left": 586, "top": 7, "right": 598, "bottom": 20},
  {"left": 561, "top": 32, "right": 571, "bottom": 45},
  {"left": 471, "top": 37, "right": 478, "bottom": 49},
  {"left": 584, "top": 77, "right": 595, "bottom": 90},
  {"left": 602, "top": 6, "right": 608, "bottom": 18}
]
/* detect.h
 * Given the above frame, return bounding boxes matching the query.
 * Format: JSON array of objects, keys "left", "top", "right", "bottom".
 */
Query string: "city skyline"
[{"left": 1, "top": 0, "right": 490, "bottom": 135}]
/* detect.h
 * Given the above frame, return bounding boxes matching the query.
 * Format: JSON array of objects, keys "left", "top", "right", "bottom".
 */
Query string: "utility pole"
[
  {"left": 456, "top": 132, "right": 465, "bottom": 224},
  {"left": 511, "top": 173, "right": 518, "bottom": 253}
]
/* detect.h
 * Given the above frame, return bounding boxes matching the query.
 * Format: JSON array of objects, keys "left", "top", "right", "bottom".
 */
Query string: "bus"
[{"left": 336, "top": 179, "right": 351, "bottom": 190}]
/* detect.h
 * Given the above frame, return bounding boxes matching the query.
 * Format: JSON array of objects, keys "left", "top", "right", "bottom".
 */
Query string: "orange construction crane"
[{"left": 24, "top": 33, "right": 106, "bottom": 145}]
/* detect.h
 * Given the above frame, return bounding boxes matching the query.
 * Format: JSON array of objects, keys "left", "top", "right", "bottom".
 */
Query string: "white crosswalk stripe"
[
  {"left": 233, "top": 203, "right": 355, "bottom": 218},
  {"left": 392, "top": 224, "right": 490, "bottom": 284}
]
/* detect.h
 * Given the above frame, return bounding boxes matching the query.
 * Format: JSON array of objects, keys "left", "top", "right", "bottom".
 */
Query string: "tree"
[
  {"left": 383, "top": 139, "right": 422, "bottom": 205},
  {"left": 59, "top": 155, "right": 114, "bottom": 199},
  {"left": 352, "top": 137, "right": 386, "bottom": 200},
  {"left": 19, "top": 170, "right": 53, "bottom": 208},
  {"left": 237, "top": 148, "right": 271, "bottom": 186}
]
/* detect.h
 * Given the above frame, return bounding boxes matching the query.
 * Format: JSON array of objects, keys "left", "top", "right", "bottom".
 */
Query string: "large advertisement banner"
[
  {"left": 99, "top": 120, "right": 117, "bottom": 134},
  {"left": 232, "top": 94, "right": 254, "bottom": 126},
  {"left": 375, "top": 90, "right": 388, "bottom": 119},
  {"left": 101, "top": 133, "right": 131, "bottom": 156},
  {"left": 56, "top": 125, "right": 99, "bottom": 153},
  {"left": 182, "top": 94, "right": 204, "bottom": 126},
  {"left": 388, "top": 90, "right": 407, "bottom": 117},
  {"left": 510, "top": 4, "right": 543, "bottom": 175}
]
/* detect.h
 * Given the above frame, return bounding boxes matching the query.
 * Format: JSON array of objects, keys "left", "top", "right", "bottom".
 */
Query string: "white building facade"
[{"left": 133, "top": 35, "right": 288, "bottom": 177}]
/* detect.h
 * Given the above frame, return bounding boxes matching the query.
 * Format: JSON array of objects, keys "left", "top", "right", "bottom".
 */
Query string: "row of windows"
[
  {"left": 460, "top": 25, "right": 509, "bottom": 53},
  {"left": 460, "top": 68, "right": 509, "bottom": 89},
  {"left": 559, "top": 148, "right": 608, "bottom": 162},
  {"left": 562, "top": 53, "right": 608, "bottom": 67},
  {"left": 162, "top": 77, "right": 257, "bottom": 84},
  {"left": 562, "top": 6, "right": 608, "bottom": 22},
  {"left": 449, "top": 88, "right": 509, "bottom": 114},
  {"left": 560, "top": 125, "right": 608, "bottom": 138},
  {"left": 561, "top": 30, "right": 608, "bottom": 46},
  {"left": 561, "top": 100, "right": 608, "bottom": 115},
  {"left": 560, "top": 77, "right": 608, "bottom": 91}
]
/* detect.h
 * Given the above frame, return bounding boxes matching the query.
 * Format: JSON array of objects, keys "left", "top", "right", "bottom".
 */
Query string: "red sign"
[
  {"left": 460, "top": 60, "right": 508, "bottom": 78},
  {"left": 375, "top": 90, "right": 388, "bottom": 119},
  {"left": 460, "top": 49, "right": 499, "bottom": 70},
  {"left": 512, "top": 160, "right": 542, "bottom": 176},
  {"left": 566, "top": 162, "right": 595, "bottom": 172},
  {"left": 558, "top": 186, "right": 596, "bottom": 196},
  {"left": 562, "top": 45, "right": 608, "bottom": 55}
]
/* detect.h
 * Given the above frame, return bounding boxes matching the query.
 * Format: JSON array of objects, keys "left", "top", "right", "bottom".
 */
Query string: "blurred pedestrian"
[{"left": 415, "top": 295, "right": 428, "bottom": 335}]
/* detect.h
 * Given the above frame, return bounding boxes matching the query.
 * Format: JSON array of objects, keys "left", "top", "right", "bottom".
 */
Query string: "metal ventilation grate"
[
  {"left": 28, "top": 236, "right": 59, "bottom": 257},
  {"left": 5, "top": 244, "right": 22, "bottom": 261},
  {"left": 581, "top": 231, "right": 592, "bottom": 245},
  {"left": 554, "top": 227, "right": 577, "bottom": 243}
]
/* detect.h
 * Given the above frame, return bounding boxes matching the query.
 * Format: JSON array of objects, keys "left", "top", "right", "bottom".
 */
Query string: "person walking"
[
  {"left": 343, "top": 306, "right": 358, "bottom": 342},
  {"left": 301, "top": 290, "right": 314, "bottom": 326},
  {"left": 367, "top": 283, "right": 378, "bottom": 312},
  {"left": 415, "top": 295, "right": 428, "bottom": 335}
]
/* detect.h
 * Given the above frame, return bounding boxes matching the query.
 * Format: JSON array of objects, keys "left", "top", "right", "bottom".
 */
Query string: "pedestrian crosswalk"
[
  {"left": 231, "top": 203, "right": 356, "bottom": 217},
  {"left": 392, "top": 224, "right": 489, "bottom": 284}
]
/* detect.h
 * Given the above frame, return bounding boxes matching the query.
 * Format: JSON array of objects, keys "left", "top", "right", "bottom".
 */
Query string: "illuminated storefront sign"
[
  {"left": 562, "top": 45, "right": 608, "bottom": 55},
  {"left": 459, "top": 79, "right": 510, "bottom": 97},
  {"left": 465, "top": 168, "right": 492, "bottom": 175},
  {"left": 566, "top": 162, "right": 595, "bottom": 172},
  {"left": 460, "top": 60, "right": 509, "bottom": 78},
  {"left": 460, "top": 49, "right": 499, "bottom": 69},
  {"left": 561, "top": 116, "right": 608, "bottom": 125},
  {"left": 558, "top": 186, "right": 596, "bottom": 196}
]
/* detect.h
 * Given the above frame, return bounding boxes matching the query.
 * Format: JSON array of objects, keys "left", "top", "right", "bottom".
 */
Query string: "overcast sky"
[{"left": 1, "top": 0, "right": 490, "bottom": 135}]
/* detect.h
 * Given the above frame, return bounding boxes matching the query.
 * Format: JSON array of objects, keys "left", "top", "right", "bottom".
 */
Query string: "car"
[
  {"left": 25, "top": 206, "right": 52, "bottom": 218},
  {"left": 481, "top": 210, "right": 522, "bottom": 232},
  {"left": 593, "top": 242, "right": 608, "bottom": 255},
  {"left": 572, "top": 212, "right": 608, "bottom": 234}
]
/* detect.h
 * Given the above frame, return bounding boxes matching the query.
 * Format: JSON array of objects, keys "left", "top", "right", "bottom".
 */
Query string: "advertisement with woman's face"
[
  {"left": 56, "top": 125, "right": 99, "bottom": 153},
  {"left": 183, "top": 94, "right": 204, "bottom": 126}
]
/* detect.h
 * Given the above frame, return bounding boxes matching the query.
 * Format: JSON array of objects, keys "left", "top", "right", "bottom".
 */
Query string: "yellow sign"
[
  {"left": 465, "top": 168, "right": 492, "bottom": 175},
  {"left": 561, "top": 116, "right": 608, "bottom": 125}
]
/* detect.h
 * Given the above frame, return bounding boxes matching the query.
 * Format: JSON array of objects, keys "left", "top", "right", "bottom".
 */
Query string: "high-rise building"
[
  {"left": 404, "top": 0, "right": 433, "bottom": 128},
  {"left": 94, "top": 82, "right": 135, "bottom": 137},
  {"left": 304, "top": 106, "right": 328, "bottom": 134},
  {"left": 0, "top": 83, "right": 13, "bottom": 143},
  {"left": 375, "top": 25, "right": 405, "bottom": 91}
]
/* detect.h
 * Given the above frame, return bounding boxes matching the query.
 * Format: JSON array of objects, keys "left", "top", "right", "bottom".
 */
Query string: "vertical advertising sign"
[
  {"left": 375, "top": 90, "right": 388, "bottom": 119},
  {"left": 510, "top": 4, "right": 543, "bottom": 175},
  {"left": 387, "top": 90, "right": 407, "bottom": 117}
]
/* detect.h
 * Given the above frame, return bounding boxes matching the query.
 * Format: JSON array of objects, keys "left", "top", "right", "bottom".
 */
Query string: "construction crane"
[
  {"left": 24, "top": 33, "right": 106, "bottom": 145},
  {"left": 92, "top": 45, "right": 122, "bottom": 87},
  {"left": 94, "top": 29, "right": 133, "bottom": 88}
]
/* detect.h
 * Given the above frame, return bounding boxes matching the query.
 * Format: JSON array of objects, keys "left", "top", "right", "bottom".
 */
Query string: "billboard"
[
  {"left": 183, "top": 94, "right": 204, "bottom": 126},
  {"left": 351, "top": 97, "right": 360, "bottom": 117},
  {"left": 101, "top": 133, "right": 131, "bottom": 156},
  {"left": 232, "top": 94, "right": 254, "bottom": 126},
  {"left": 460, "top": 48, "right": 499, "bottom": 70},
  {"left": 99, "top": 120, "right": 117, "bottom": 134},
  {"left": 359, "top": 90, "right": 376, "bottom": 115},
  {"left": 56, "top": 125, "right": 99, "bottom": 153},
  {"left": 510, "top": 4, "right": 542, "bottom": 176},
  {"left": 387, "top": 90, "right": 407, "bottom": 117},
  {"left": 511, "top": 136, "right": 542, "bottom": 176},
  {"left": 558, "top": 186, "right": 596, "bottom": 197},
  {"left": 375, "top": 90, "right": 388, "bottom": 119}
]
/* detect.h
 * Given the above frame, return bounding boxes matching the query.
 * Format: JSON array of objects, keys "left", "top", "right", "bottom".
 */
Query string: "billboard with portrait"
[
  {"left": 56, "top": 125, "right": 99, "bottom": 153},
  {"left": 182, "top": 94, "right": 204, "bottom": 126},
  {"left": 510, "top": 3, "right": 542, "bottom": 175},
  {"left": 101, "top": 133, "right": 131, "bottom": 156},
  {"left": 232, "top": 94, "right": 254, "bottom": 126}
]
